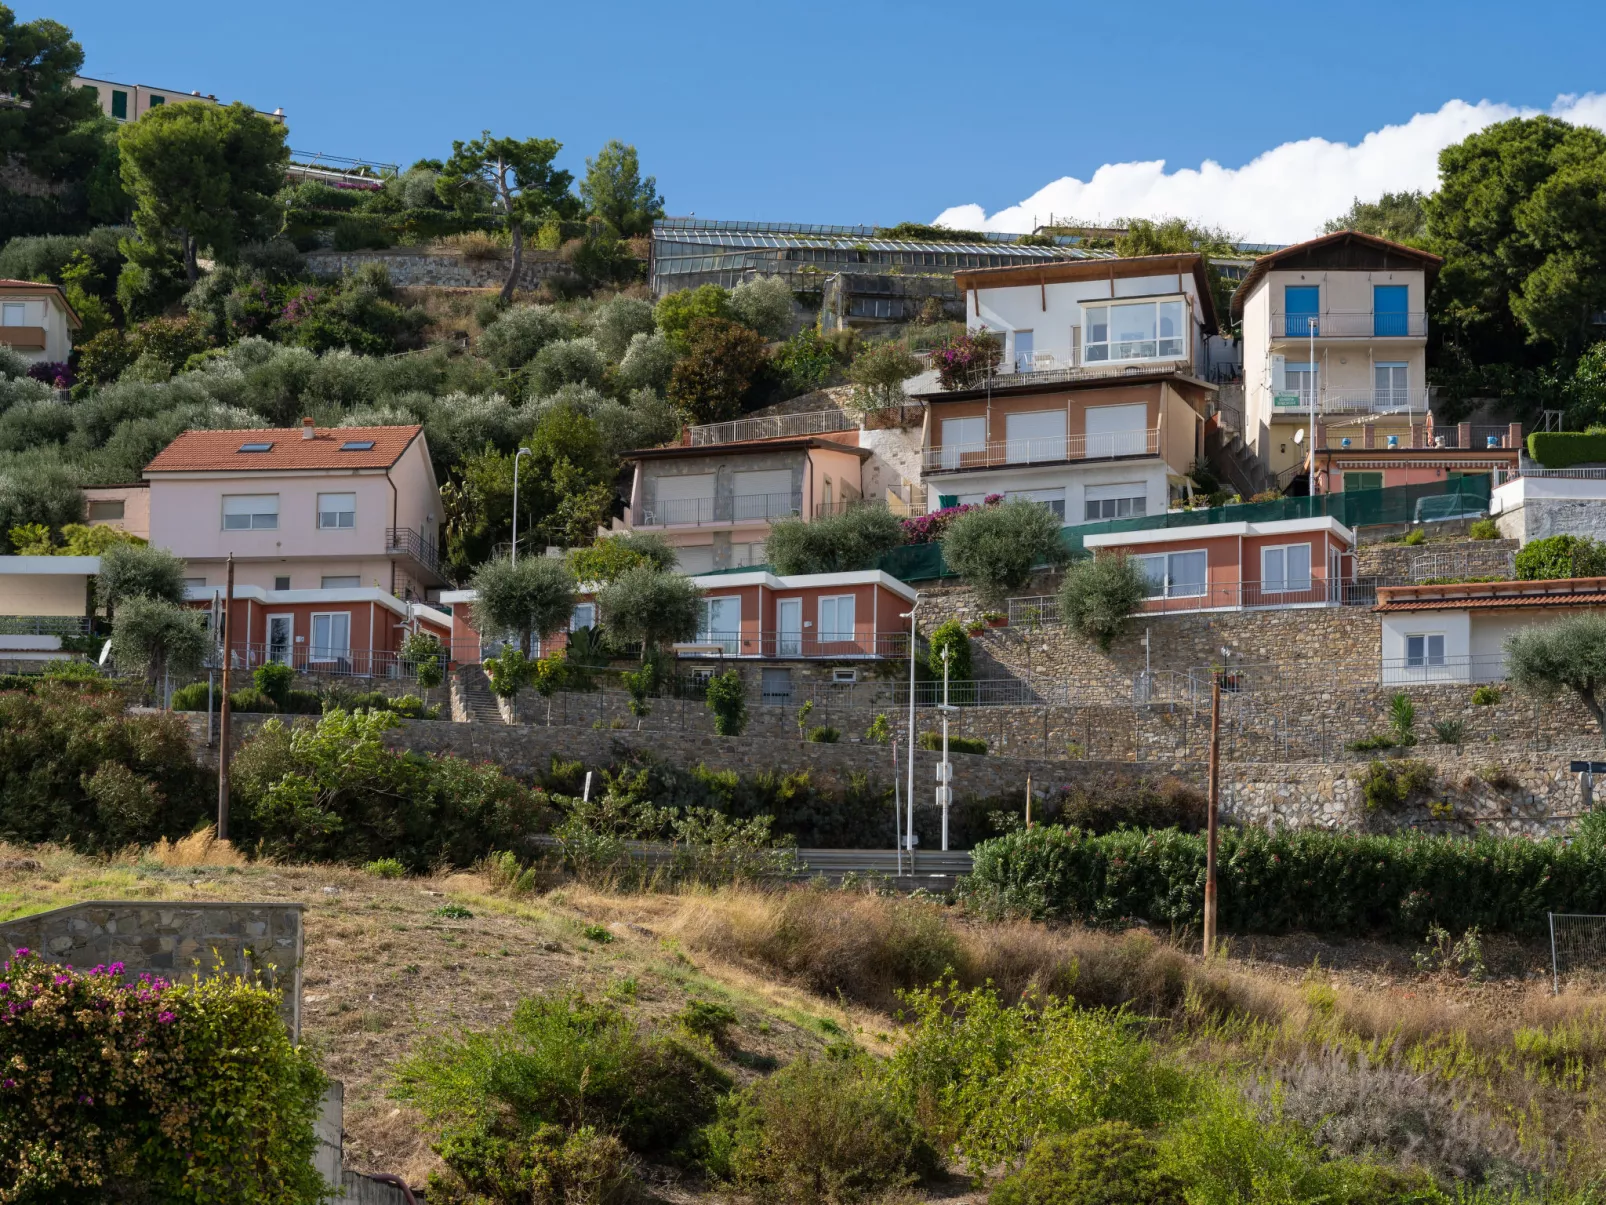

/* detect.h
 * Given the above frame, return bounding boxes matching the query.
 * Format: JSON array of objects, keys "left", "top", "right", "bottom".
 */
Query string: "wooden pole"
[
  {"left": 1203, "top": 677, "right": 1221, "bottom": 957},
  {"left": 217, "top": 554, "right": 234, "bottom": 841},
  {"left": 1025, "top": 774, "right": 1033, "bottom": 829}
]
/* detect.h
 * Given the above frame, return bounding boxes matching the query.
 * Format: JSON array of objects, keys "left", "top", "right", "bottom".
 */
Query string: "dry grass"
[
  {"left": 432, "top": 230, "right": 511, "bottom": 260},
  {"left": 136, "top": 827, "right": 248, "bottom": 868}
]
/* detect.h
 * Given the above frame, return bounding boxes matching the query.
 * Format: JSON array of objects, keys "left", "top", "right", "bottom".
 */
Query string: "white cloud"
[{"left": 933, "top": 94, "right": 1606, "bottom": 245}]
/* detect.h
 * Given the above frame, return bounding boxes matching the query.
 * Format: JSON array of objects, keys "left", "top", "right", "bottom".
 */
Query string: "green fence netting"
[{"left": 876, "top": 476, "right": 1493, "bottom": 582}]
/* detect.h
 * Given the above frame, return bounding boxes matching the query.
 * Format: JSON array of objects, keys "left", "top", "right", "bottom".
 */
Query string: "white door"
[
  {"left": 701, "top": 596, "right": 740, "bottom": 654},
  {"left": 776, "top": 598, "right": 801, "bottom": 656},
  {"left": 1005, "top": 409, "right": 1065, "bottom": 464},
  {"left": 940, "top": 416, "right": 986, "bottom": 469},
  {"left": 1084, "top": 403, "right": 1149, "bottom": 458},
  {"left": 267, "top": 614, "right": 293, "bottom": 665},
  {"left": 1012, "top": 329, "right": 1034, "bottom": 372},
  {"left": 1374, "top": 363, "right": 1408, "bottom": 410}
]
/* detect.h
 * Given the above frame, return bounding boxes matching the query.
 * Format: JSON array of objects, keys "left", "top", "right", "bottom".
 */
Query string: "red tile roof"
[
  {"left": 1375, "top": 576, "right": 1606, "bottom": 613},
  {"left": 145, "top": 425, "right": 423, "bottom": 473}
]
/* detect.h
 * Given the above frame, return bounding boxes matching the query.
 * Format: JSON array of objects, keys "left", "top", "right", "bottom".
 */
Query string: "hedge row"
[
  {"left": 1527, "top": 431, "right": 1606, "bottom": 469},
  {"left": 964, "top": 825, "right": 1606, "bottom": 936}
]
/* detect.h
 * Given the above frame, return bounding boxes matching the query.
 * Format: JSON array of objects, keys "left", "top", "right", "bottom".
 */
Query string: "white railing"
[
  {"left": 1313, "top": 388, "right": 1430, "bottom": 415},
  {"left": 1271, "top": 312, "right": 1428, "bottom": 339},
  {"left": 686, "top": 409, "right": 854, "bottom": 446},
  {"left": 635, "top": 492, "right": 800, "bottom": 526},
  {"left": 941, "top": 355, "right": 1193, "bottom": 391},
  {"left": 923, "top": 428, "right": 1159, "bottom": 471}
]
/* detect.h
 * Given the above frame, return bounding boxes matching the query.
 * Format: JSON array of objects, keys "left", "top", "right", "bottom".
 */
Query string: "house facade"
[
  {"left": 0, "top": 280, "right": 79, "bottom": 366},
  {"left": 622, "top": 435, "right": 872, "bottom": 573},
  {"left": 1375, "top": 577, "right": 1606, "bottom": 685},
  {"left": 0, "top": 556, "right": 98, "bottom": 661},
  {"left": 73, "top": 76, "right": 286, "bottom": 124},
  {"left": 196, "top": 584, "right": 452, "bottom": 676},
  {"left": 1311, "top": 421, "right": 1522, "bottom": 497},
  {"left": 1491, "top": 471, "right": 1606, "bottom": 543},
  {"left": 1082, "top": 516, "right": 1358, "bottom": 615},
  {"left": 82, "top": 484, "right": 151, "bottom": 540},
  {"left": 144, "top": 419, "right": 444, "bottom": 601},
  {"left": 1232, "top": 231, "right": 1447, "bottom": 490}
]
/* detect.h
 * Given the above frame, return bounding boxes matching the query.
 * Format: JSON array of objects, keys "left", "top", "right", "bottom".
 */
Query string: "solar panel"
[
  {"left": 340, "top": 440, "right": 376, "bottom": 451},
  {"left": 238, "top": 442, "right": 274, "bottom": 452}
]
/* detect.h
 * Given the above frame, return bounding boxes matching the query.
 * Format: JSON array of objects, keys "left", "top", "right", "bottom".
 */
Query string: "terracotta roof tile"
[
  {"left": 145, "top": 425, "right": 422, "bottom": 473},
  {"left": 1374, "top": 576, "right": 1606, "bottom": 613}
]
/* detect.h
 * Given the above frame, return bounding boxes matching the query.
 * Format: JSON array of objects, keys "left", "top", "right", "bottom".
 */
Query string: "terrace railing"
[
  {"left": 385, "top": 527, "right": 442, "bottom": 577},
  {"left": 634, "top": 492, "right": 800, "bottom": 527},
  {"left": 686, "top": 409, "right": 855, "bottom": 446},
  {"left": 1272, "top": 311, "right": 1428, "bottom": 338},
  {"left": 676, "top": 631, "right": 911, "bottom": 659},
  {"left": 0, "top": 614, "right": 90, "bottom": 637},
  {"left": 924, "top": 428, "right": 1159, "bottom": 472}
]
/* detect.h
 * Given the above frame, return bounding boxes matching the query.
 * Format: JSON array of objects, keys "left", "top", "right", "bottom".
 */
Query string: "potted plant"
[
  {"left": 965, "top": 620, "right": 986, "bottom": 636},
  {"left": 983, "top": 610, "right": 1007, "bottom": 628}
]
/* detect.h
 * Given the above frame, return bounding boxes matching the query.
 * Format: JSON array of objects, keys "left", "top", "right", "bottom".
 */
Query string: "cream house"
[
  {"left": 73, "top": 75, "right": 286, "bottom": 124},
  {"left": 1233, "top": 232, "right": 1443, "bottom": 489},
  {"left": 0, "top": 280, "right": 79, "bottom": 366}
]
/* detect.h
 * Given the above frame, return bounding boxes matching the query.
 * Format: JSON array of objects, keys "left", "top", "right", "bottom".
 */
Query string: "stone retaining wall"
[
  {"left": 0, "top": 901, "right": 304, "bottom": 1036},
  {"left": 1356, "top": 538, "right": 1518, "bottom": 581},
  {"left": 304, "top": 248, "right": 576, "bottom": 290}
]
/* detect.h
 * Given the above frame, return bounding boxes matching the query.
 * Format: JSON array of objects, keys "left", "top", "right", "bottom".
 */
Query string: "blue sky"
[{"left": 36, "top": 0, "right": 1606, "bottom": 239}]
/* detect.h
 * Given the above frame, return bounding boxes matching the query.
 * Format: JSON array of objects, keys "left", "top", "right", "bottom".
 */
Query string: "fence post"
[{"left": 1551, "top": 913, "right": 1560, "bottom": 996}]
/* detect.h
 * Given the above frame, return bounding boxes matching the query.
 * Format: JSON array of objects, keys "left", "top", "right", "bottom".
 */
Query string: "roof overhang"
[
  {"left": 624, "top": 437, "right": 871, "bottom": 462},
  {"left": 1374, "top": 575, "right": 1606, "bottom": 613},
  {"left": 0, "top": 555, "right": 100, "bottom": 575},
  {"left": 1083, "top": 515, "right": 1354, "bottom": 549},
  {"left": 915, "top": 369, "right": 1216, "bottom": 405},
  {"left": 955, "top": 253, "right": 1218, "bottom": 334},
  {"left": 1230, "top": 230, "right": 1444, "bottom": 321}
]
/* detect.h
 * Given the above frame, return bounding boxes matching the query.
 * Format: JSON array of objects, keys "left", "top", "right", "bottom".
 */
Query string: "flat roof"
[
  {"left": 915, "top": 368, "right": 1216, "bottom": 405},
  {"left": 0, "top": 555, "right": 100, "bottom": 575},
  {"left": 1083, "top": 515, "right": 1355, "bottom": 549}
]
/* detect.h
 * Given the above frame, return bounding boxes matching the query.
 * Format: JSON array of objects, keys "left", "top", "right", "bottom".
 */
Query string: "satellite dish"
[{"left": 1292, "top": 428, "right": 1305, "bottom": 445}]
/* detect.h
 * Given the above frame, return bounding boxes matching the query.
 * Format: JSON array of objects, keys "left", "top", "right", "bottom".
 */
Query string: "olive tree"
[
  {"left": 597, "top": 564, "right": 700, "bottom": 658},
  {"left": 97, "top": 541, "right": 189, "bottom": 614},
  {"left": 1506, "top": 614, "right": 1606, "bottom": 741},
  {"left": 110, "top": 595, "right": 208, "bottom": 703},
  {"left": 941, "top": 500, "right": 1069, "bottom": 605},
  {"left": 469, "top": 556, "right": 576, "bottom": 656},
  {"left": 728, "top": 275, "right": 795, "bottom": 339},
  {"left": 1058, "top": 553, "right": 1150, "bottom": 651},
  {"left": 847, "top": 339, "right": 922, "bottom": 416},
  {"left": 765, "top": 507, "right": 903, "bottom": 576}
]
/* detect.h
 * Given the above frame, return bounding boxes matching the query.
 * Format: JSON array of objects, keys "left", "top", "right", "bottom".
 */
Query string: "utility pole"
[
  {"left": 1025, "top": 773, "right": 1033, "bottom": 829},
  {"left": 1203, "top": 675, "right": 1221, "bottom": 956},
  {"left": 936, "top": 645, "right": 954, "bottom": 850},
  {"left": 902, "top": 596, "right": 921, "bottom": 869},
  {"left": 217, "top": 554, "right": 234, "bottom": 841},
  {"left": 1307, "top": 315, "right": 1318, "bottom": 495}
]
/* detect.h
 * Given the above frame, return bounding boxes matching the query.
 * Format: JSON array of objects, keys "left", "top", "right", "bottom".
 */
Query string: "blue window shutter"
[
  {"left": 1373, "top": 285, "right": 1408, "bottom": 336},
  {"left": 1284, "top": 286, "right": 1319, "bottom": 337}
]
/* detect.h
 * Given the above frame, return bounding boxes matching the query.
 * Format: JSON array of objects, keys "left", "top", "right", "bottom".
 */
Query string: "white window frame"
[
  {"left": 0, "top": 302, "right": 26, "bottom": 327},
  {"left": 317, "top": 492, "right": 356, "bottom": 530},
  {"left": 222, "top": 493, "right": 279, "bottom": 531},
  {"left": 1374, "top": 361, "right": 1408, "bottom": 408},
  {"left": 940, "top": 415, "right": 986, "bottom": 470},
  {"left": 266, "top": 614, "right": 294, "bottom": 665},
  {"left": 1405, "top": 633, "right": 1446, "bottom": 669},
  {"left": 309, "top": 611, "right": 351, "bottom": 663},
  {"left": 320, "top": 575, "right": 360, "bottom": 589},
  {"left": 1083, "top": 482, "right": 1147, "bottom": 523},
  {"left": 1134, "top": 548, "right": 1208, "bottom": 598},
  {"left": 698, "top": 595, "right": 741, "bottom": 654},
  {"left": 1260, "top": 543, "right": 1313, "bottom": 594},
  {"left": 818, "top": 594, "right": 856, "bottom": 643},
  {"left": 776, "top": 597, "right": 802, "bottom": 656},
  {"left": 1081, "top": 296, "right": 1189, "bottom": 365},
  {"left": 570, "top": 602, "right": 597, "bottom": 631}
]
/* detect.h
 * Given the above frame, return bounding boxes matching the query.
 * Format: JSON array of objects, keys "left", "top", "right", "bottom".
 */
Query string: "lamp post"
[
  {"left": 510, "top": 446, "right": 532, "bottom": 563},
  {"left": 1308, "top": 316, "right": 1318, "bottom": 494},
  {"left": 901, "top": 596, "right": 922, "bottom": 870},
  {"left": 937, "top": 645, "right": 954, "bottom": 851}
]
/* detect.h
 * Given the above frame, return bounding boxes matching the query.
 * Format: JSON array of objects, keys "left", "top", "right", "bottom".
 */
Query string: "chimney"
[{"left": 301, "top": 417, "right": 315, "bottom": 440}]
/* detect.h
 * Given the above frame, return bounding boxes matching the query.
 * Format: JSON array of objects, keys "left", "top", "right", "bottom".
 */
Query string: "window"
[
  {"left": 320, "top": 575, "right": 360, "bottom": 589},
  {"left": 222, "top": 494, "right": 278, "bottom": 530},
  {"left": 87, "top": 499, "right": 125, "bottom": 521},
  {"left": 148, "top": 94, "right": 164, "bottom": 106},
  {"left": 1284, "top": 285, "right": 1319, "bottom": 336},
  {"left": 274, "top": 575, "right": 291, "bottom": 591},
  {"left": 183, "top": 577, "right": 206, "bottom": 589},
  {"left": 1084, "top": 482, "right": 1147, "bottom": 522},
  {"left": 1344, "top": 471, "right": 1384, "bottom": 493},
  {"left": 831, "top": 667, "right": 858, "bottom": 684},
  {"left": 733, "top": 541, "right": 767, "bottom": 567},
  {"left": 698, "top": 596, "right": 740, "bottom": 653},
  {"left": 1082, "top": 299, "right": 1186, "bottom": 363},
  {"left": 676, "top": 544, "right": 715, "bottom": 574},
  {"left": 317, "top": 492, "right": 356, "bottom": 529},
  {"left": 1374, "top": 362, "right": 1408, "bottom": 409},
  {"left": 1005, "top": 409, "right": 1065, "bottom": 463},
  {"left": 1085, "top": 403, "right": 1149, "bottom": 457},
  {"left": 570, "top": 602, "right": 597, "bottom": 631},
  {"left": 939, "top": 416, "right": 986, "bottom": 469},
  {"left": 238, "top": 441, "right": 273, "bottom": 453},
  {"left": 761, "top": 668, "right": 793, "bottom": 705},
  {"left": 1260, "top": 543, "right": 1312, "bottom": 593},
  {"left": 309, "top": 612, "right": 351, "bottom": 662},
  {"left": 1283, "top": 361, "right": 1318, "bottom": 408},
  {"left": 339, "top": 440, "right": 375, "bottom": 451},
  {"left": 1373, "top": 285, "right": 1409, "bottom": 336},
  {"left": 1406, "top": 634, "right": 1445, "bottom": 669},
  {"left": 1004, "top": 488, "right": 1066, "bottom": 520},
  {"left": 109, "top": 89, "right": 128, "bottom": 119},
  {"left": 818, "top": 594, "right": 856, "bottom": 642},
  {"left": 1134, "top": 550, "right": 1207, "bottom": 598},
  {"left": 1, "top": 302, "right": 25, "bottom": 326},
  {"left": 1012, "top": 329, "right": 1034, "bottom": 372}
]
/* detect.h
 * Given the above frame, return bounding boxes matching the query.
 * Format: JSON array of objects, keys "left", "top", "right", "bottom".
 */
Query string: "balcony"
[
  {"left": 933, "top": 353, "right": 1192, "bottom": 393},
  {"left": 0, "top": 326, "right": 46, "bottom": 351},
  {"left": 1271, "top": 311, "right": 1427, "bottom": 339},
  {"left": 1135, "top": 579, "right": 1382, "bottom": 615},
  {"left": 633, "top": 491, "right": 800, "bottom": 528},
  {"left": 923, "top": 429, "right": 1159, "bottom": 473},
  {"left": 685, "top": 409, "right": 856, "bottom": 446},
  {"left": 676, "top": 631, "right": 912, "bottom": 659},
  {"left": 1319, "top": 423, "right": 1522, "bottom": 451},
  {"left": 384, "top": 526, "right": 445, "bottom": 582}
]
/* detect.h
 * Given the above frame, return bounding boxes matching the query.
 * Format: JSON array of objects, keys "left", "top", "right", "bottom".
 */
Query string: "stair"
[
  {"left": 451, "top": 664, "right": 506, "bottom": 724},
  {"left": 1205, "top": 426, "right": 1273, "bottom": 498}
]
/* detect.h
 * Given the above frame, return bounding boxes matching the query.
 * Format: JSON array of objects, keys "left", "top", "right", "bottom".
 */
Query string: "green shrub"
[
  {"left": 0, "top": 953, "right": 327, "bottom": 1204},
  {"left": 1527, "top": 430, "right": 1606, "bottom": 469},
  {"left": 1432, "top": 718, "right": 1466, "bottom": 745},
  {"left": 676, "top": 1000, "right": 739, "bottom": 1043},
  {"left": 1468, "top": 518, "right": 1500, "bottom": 540},
  {"left": 1403, "top": 527, "right": 1426, "bottom": 546},
  {"left": 965, "top": 823, "right": 1606, "bottom": 936},
  {"left": 228, "top": 687, "right": 278, "bottom": 713},
  {"left": 1051, "top": 777, "right": 1206, "bottom": 834},
  {"left": 865, "top": 713, "right": 892, "bottom": 745},
  {"left": 920, "top": 731, "right": 986, "bottom": 755},
  {"left": 253, "top": 661, "right": 295, "bottom": 709},
  {"left": 365, "top": 857, "right": 406, "bottom": 878},
  {"left": 705, "top": 669, "right": 748, "bottom": 736},
  {"left": 807, "top": 725, "right": 840, "bottom": 743},
  {"left": 170, "top": 680, "right": 212, "bottom": 710},
  {"left": 764, "top": 507, "right": 904, "bottom": 576},
  {"left": 704, "top": 1053, "right": 937, "bottom": 1203},
  {"left": 941, "top": 499, "right": 1070, "bottom": 605},
  {"left": 1059, "top": 553, "right": 1149, "bottom": 650},
  {"left": 926, "top": 619, "right": 973, "bottom": 703},
  {"left": 1516, "top": 533, "right": 1606, "bottom": 580},
  {"left": 991, "top": 1121, "right": 1184, "bottom": 1205},
  {"left": 1360, "top": 759, "right": 1435, "bottom": 813},
  {"left": 1470, "top": 684, "right": 1504, "bottom": 706},
  {"left": 396, "top": 992, "right": 729, "bottom": 1184}
]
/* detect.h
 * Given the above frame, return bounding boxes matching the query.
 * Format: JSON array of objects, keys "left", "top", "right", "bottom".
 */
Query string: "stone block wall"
[
  {"left": 0, "top": 901, "right": 304, "bottom": 1036},
  {"left": 304, "top": 248, "right": 576, "bottom": 290},
  {"left": 1356, "top": 538, "right": 1518, "bottom": 581}
]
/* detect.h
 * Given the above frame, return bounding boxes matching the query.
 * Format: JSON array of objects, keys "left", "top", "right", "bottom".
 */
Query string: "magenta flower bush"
[
  {"left": 929, "top": 330, "right": 1002, "bottom": 390},
  {"left": 0, "top": 949, "right": 326, "bottom": 1203},
  {"left": 25, "top": 360, "right": 73, "bottom": 389},
  {"left": 901, "top": 494, "right": 1002, "bottom": 544}
]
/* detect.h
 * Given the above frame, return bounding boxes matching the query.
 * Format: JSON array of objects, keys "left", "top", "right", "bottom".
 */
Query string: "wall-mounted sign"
[{"left": 1273, "top": 392, "right": 1303, "bottom": 409}]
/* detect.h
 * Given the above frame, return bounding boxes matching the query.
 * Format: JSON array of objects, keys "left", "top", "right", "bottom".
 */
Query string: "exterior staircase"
[
  {"left": 1205, "top": 424, "right": 1273, "bottom": 499},
  {"left": 451, "top": 664, "right": 505, "bottom": 724}
]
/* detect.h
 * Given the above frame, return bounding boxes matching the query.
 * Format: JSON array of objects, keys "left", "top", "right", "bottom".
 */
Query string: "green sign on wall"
[{"left": 1273, "top": 392, "right": 1303, "bottom": 408}]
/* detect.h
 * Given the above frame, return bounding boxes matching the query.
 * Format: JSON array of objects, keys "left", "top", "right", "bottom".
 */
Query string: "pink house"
[{"left": 1082, "top": 515, "right": 1358, "bottom": 614}]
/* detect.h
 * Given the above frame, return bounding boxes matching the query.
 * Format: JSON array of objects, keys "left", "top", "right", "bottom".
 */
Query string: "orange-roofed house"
[
  {"left": 0, "top": 279, "right": 80, "bottom": 366},
  {"left": 144, "top": 419, "right": 454, "bottom": 672}
]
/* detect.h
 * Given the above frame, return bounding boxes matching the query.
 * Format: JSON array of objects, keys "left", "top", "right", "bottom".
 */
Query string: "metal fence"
[
  {"left": 1550, "top": 914, "right": 1606, "bottom": 993},
  {"left": 686, "top": 409, "right": 854, "bottom": 446},
  {"left": 0, "top": 615, "right": 90, "bottom": 636},
  {"left": 634, "top": 492, "right": 800, "bottom": 527},
  {"left": 1409, "top": 548, "right": 1516, "bottom": 582},
  {"left": 891, "top": 677, "right": 1069, "bottom": 708}
]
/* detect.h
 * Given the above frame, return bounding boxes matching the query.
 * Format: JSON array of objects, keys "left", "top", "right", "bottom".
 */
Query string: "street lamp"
[
  {"left": 510, "top": 446, "right": 532, "bottom": 563},
  {"left": 1308, "top": 316, "right": 1318, "bottom": 494},
  {"left": 900, "top": 595, "right": 922, "bottom": 869}
]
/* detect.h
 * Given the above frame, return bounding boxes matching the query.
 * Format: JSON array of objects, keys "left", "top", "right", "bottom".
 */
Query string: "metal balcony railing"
[
  {"left": 675, "top": 631, "right": 911, "bottom": 659},
  {"left": 1409, "top": 548, "right": 1516, "bottom": 582},
  {"left": 686, "top": 410, "right": 855, "bottom": 446},
  {"left": 0, "top": 614, "right": 90, "bottom": 637},
  {"left": 1273, "top": 312, "right": 1428, "bottom": 338},
  {"left": 213, "top": 639, "right": 480, "bottom": 680},
  {"left": 813, "top": 496, "right": 872, "bottom": 518},
  {"left": 634, "top": 492, "right": 800, "bottom": 527},
  {"left": 1321, "top": 423, "right": 1520, "bottom": 451},
  {"left": 924, "top": 429, "right": 1159, "bottom": 472},
  {"left": 385, "top": 527, "right": 442, "bottom": 577},
  {"left": 1307, "top": 388, "right": 1429, "bottom": 415},
  {"left": 934, "top": 355, "right": 1192, "bottom": 392}
]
